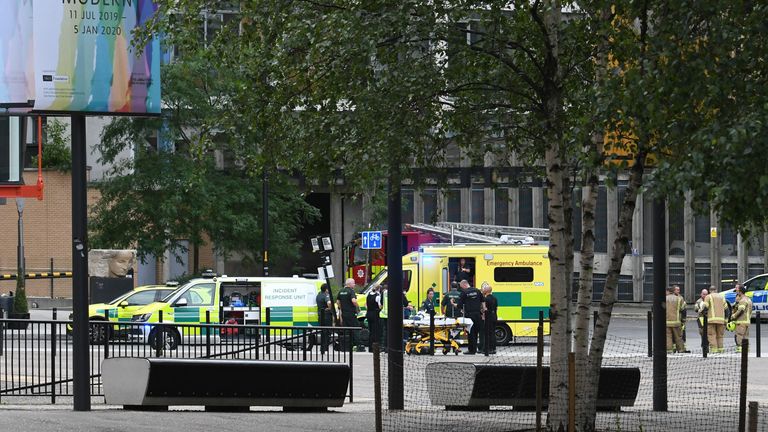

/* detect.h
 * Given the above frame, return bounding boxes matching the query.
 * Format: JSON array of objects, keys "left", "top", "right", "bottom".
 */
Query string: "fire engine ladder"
[
  {"left": 407, "top": 223, "right": 501, "bottom": 243},
  {"left": 435, "top": 222, "right": 550, "bottom": 240}
]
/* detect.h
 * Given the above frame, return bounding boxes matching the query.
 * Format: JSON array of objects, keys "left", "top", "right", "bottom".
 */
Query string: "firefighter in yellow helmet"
[
  {"left": 665, "top": 286, "right": 686, "bottom": 353},
  {"left": 730, "top": 284, "right": 753, "bottom": 353},
  {"left": 703, "top": 285, "right": 727, "bottom": 353}
]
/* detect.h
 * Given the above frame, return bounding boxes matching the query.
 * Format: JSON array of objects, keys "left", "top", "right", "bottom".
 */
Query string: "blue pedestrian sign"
[{"left": 361, "top": 231, "right": 382, "bottom": 250}]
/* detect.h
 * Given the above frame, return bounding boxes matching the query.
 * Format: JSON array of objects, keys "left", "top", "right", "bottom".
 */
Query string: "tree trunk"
[
  {"left": 540, "top": 0, "right": 568, "bottom": 429},
  {"left": 583, "top": 151, "right": 647, "bottom": 430}
]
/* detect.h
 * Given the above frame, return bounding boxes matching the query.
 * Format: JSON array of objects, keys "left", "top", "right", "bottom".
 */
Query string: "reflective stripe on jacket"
[
  {"left": 732, "top": 297, "right": 753, "bottom": 325},
  {"left": 705, "top": 293, "right": 727, "bottom": 324},
  {"left": 666, "top": 294, "right": 684, "bottom": 327}
]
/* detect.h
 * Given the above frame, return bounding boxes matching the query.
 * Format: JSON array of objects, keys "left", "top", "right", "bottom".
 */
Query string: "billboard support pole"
[{"left": 71, "top": 113, "right": 90, "bottom": 411}]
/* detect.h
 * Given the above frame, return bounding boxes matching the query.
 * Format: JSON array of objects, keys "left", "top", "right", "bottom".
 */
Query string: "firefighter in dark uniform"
[
  {"left": 337, "top": 278, "right": 364, "bottom": 351},
  {"left": 315, "top": 283, "right": 333, "bottom": 354},
  {"left": 457, "top": 279, "right": 484, "bottom": 354},
  {"left": 481, "top": 282, "right": 498, "bottom": 355},
  {"left": 366, "top": 284, "right": 382, "bottom": 352},
  {"left": 441, "top": 282, "right": 462, "bottom": 318}
]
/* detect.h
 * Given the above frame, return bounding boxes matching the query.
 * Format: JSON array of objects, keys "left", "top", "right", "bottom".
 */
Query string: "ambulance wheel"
[
  {"left": 149, "top": 326, "right": 180, "bottom": 351},
  {"left": 495, "top": 324, "right": 512, "bottom": 346}
]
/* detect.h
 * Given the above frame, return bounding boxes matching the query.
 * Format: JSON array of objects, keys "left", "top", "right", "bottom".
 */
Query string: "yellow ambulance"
[
  {"left": 356, "top": 244, "right": 550, "bottom": 345},
  {"left": 130, "top": 276, "right": 324, "bottom": 349}
]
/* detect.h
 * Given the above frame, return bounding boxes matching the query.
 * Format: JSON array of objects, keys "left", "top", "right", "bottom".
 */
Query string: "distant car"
[
  {"left": 67, "top": 283, "right": 178, "bottom": 341},
  {"left": 722, "top": 273, "right": 768, "bottom": 317}
]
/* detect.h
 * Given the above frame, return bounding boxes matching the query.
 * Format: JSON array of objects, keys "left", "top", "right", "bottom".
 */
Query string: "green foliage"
[
  {"left": 89, "top": 59, "right": 320, "bottom": 274},
  {"left": 36, "top": 119, "right": 72, "bottom": 172},
  {"left": 13, "top": 278, "right": 28, "bottom": 314}
]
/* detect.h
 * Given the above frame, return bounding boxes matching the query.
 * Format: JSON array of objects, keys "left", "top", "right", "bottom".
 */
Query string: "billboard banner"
[
  {"left": 33, "top": 0, "right": 161, "bottom": 114},
  {"left": 0, "top": 1, "right": 34, "bottom": 105}
]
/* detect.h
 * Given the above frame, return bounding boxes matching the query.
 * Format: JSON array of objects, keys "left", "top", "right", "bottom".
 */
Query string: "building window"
[
  {"left": 422, "top": 189, "right": 438, "bottom": 224},
  {"left": 595, "top": 187, "right": 608, "bottom": 253},
  {"left": 0, "top": 117, "right": 22, "bottom": 183},
  {"left": 694, "top": 208, "right": 711, "bottom": 258},
  {"left": 446, "top": 189, "right": 461, "bottom": 222},
  {"left": 519, "top": 187, "right": 533, "bottom": 227},
  {"left": 668, "top": 197, "right": 684, "bottom": 256},
  {"left": 471, "top": 188, "right": 484, "bottom": 224},
  {"left": 402, "top": 189, "right": 414, "bottom": 225},
  {"left": 494, "top": 188, "right": 509, "bottom": 226}
]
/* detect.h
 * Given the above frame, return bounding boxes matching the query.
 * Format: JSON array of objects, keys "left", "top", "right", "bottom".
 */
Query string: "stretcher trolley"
[{"left": 404, "top": 312, "right": 473, "bottom": 355}]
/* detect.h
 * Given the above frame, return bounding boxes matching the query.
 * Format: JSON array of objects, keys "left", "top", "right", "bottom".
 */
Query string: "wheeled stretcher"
[{"left": 404, "top": 312, "right": 473, "bottom": 355}]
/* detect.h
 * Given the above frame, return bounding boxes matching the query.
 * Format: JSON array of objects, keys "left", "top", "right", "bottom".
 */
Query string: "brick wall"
[{"left": 0, "top": 170, "right": 100, "bottom": 298}]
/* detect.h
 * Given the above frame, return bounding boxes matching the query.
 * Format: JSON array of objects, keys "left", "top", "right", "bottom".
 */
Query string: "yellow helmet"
[{"left": 726, "top": 321, "right": 736, "bottom": 332}]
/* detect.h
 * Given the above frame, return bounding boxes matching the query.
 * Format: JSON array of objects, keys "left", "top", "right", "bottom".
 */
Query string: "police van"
[
  {"left": 356, "top": 244, "right": 550, "bottom": 345},
  {"left": 130, "top": 276, "right": 324, "bottom": 349},
  {"left": 723, "top": 273, "right": 768, "bottom": 314}
]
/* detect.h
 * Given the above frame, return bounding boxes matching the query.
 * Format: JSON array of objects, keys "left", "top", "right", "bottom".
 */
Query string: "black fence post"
[
  {"left": 302, "top": 329, "right": 307, "bottom": 361},
  {"left": 429, "top": 312, "right": 435, "bottom": 356},
  {"left": 756, "top": 311, "right": 761, "bottom": 358},
  {"left": 374, "top": 342, "right": 382, "bottom": 432},
  {"left": 51, "top": 311, "right": 57, "bottom": 404},
  {"left": 49, "top": 258, "right": 54, "bottom": 299},
  {"left": 205, "top": 310, "right": 211, "bottom": 358},
  {"left": 265, "top": 307, "right": 271, "bottom": 356},
  {"left": 647, "top": 311, "right": 652, "bottom": 358},
  {"left": 702, "top": 314, "right": 709, "bottom": 358},
  {"left": 748, "top": 401, "right": 758, "bottom": 432},
  {"left": 536, "top": 310, "right": 544, "bottom": 432},
  {"left": 156, "top": 310, "right": 163, "bottom": 357},
  {"left": 739, "top": 339, "right": 749, "bottom": 432},
  {"left": 348, "top": 327, "right": 354, "bottom": 403}
]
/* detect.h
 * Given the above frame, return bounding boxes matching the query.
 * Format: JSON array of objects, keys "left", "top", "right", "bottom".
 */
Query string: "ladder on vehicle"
[{"left": 407, "top": 222, "right": 549, "bottom": 245}]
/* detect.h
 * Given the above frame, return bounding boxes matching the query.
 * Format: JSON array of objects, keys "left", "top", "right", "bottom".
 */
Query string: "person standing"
[
  {"left": 704, "top": 286, "right": 728, "bottom": 353},
  {"left": 731, "top": 284, "right": 753, "bottom": 353},
  {"left": 481, "top": 282, "right": 498, "bottom": 355},
  {"left": 694, "top": 288, "right": 710, "bottom": 338},
  {"left": 315, "top": 284, "right": 333, "bottom": 354},
  {"left": 672, "top": 284, "right": 688, "bottom": 349},
  {"left": 441, "top": 282, "right": 462, "bottom": 318},
  {"left": 454, "top": 258, "right": 473, "bottom": 285},
  {"left": 665, "top": 286, "right": 686, "bottom": 353},
  {"left": 337, "top": 278, "right": 364, "bottom": 352},
  {"left": 366, "top": 284, "right": 382, "bottom": 352},
  {"left": 457, "top": 279, "right": 484, "bottom": 355},
  {"left": 421, "top": 288, "right": 437, "bottom": 316}
]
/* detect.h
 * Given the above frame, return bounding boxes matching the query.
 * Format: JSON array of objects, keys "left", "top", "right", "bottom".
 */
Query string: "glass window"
[
  {"left": 668, "top": 197, "right": 684, "bottom": 256},
  {"left": 745, "top": 276, "right": 767, "bottom": 292},
  {"left": 595, "top": 187, "right": 608, "bottom": 253},
  {"left": 402, "top": 189, "right": 414, "bottom": 224},
  {"left": 519, "top": 187, "right": 533, "bottom": 227},
  {"left": 446, "top": 189, "right": 461, "bottom": 222},
  {"left": 471, "top": 189, "right": 484, "bottom": 224},
  {"left": 494, "top": 188, "right": 509, "bottom": 225},
  {"left": 494, "top": 267, "right": 534, "bottom": 283},
  {"left": 694, "top": 209, "right": 711, "bottom": 258},
  {"left": 125, "top": 290, "right": 158, "bottom": 306},
  {"left": 422, "top": 189, "right": 438, "bottom": 224},
  {"left": 179, "top": 283, "right": 215, "bottom": 306},
  {"left": 0, "top": 117, "right": 22, "bottom": 183},
  {"left": 721, "top": 224, "right": 738, "bottom": 257}
]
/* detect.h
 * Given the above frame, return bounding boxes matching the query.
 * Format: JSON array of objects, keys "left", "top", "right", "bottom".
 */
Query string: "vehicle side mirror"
[
  {"left": 174, "top": 298, "right": 188, "bottom": 307},
  {"left": 119, "top": 301, "right": 129, "bottom": 308}
]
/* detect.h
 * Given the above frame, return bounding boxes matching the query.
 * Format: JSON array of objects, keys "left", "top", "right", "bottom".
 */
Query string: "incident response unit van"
[
  {"left": 130, "top": 276, "right": 324, "bottom": 349},
  {"left": 356, "top": 244, "right": 550, "bottom": 345}
]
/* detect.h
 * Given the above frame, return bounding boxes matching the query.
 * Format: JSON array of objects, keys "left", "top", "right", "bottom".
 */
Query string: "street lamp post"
[{"left": 16, "top": 198, "right": 25, "bottom": 300}]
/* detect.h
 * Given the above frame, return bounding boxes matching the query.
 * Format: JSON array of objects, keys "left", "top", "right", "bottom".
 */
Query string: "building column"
[
  {"left": 632, "top": 192, "right": 644, "bottom": 302},
  {"left": 508, "top": 187, "right": 519, "bottom": 226},
  {"left": 437, "top": 188, "right": 447, "bottom": 222},
  {"left": 330, "top": 191, "right": 344, "bottom": 281},
  {"left": 710, "top": 210, "right": 721, "bottom": 289},
  {"left": 532, "top": 187, "right": 545, "bottom": 228},
  {"left": 683, "top": 191, "right": 695, "bottom": 304},
  {"left": 460, "top": 188, "right": 471, "bottom": 223},
  {"left": 737, "top": 233, "right": 748, "bottom": 283}
]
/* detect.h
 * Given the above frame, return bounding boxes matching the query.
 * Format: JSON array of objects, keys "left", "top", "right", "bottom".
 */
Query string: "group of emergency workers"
[
  {"left": 666, "top": 283, "right": 753, "bottom": 354},
  {"left": 314, "top": 276, "right": 500, "bottom": 355}
]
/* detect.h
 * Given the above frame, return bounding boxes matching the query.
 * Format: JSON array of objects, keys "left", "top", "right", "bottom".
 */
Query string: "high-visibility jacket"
[
  {"left": 666, "top": 293, "right": 685, "bottom": 327},
  {"left": 380, "top": 290, "right": 389, "bottom": 319},
  {"left": 705, "top": 293, "right": 727, "bottom": 324},
  {"left": 732, "top": 296, "right": 753, "bottom": 325}
]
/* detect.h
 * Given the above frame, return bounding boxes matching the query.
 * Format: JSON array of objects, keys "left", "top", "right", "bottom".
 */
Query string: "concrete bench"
[
  {"left": 103, "top": 358, "right": 350, "bottom": 411},
  {"left": 425, "top": 363, "right": 640, "bottom": 410}
]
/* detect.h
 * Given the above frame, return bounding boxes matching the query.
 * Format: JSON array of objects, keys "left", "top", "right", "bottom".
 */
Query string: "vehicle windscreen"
[
  {"left": 162, "top": 281, "right": 196, "bottom": 303},
  {"left": 360, "top": 271, "right": 388, "bottom": 295}
]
